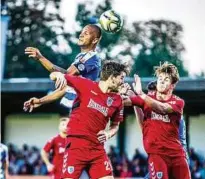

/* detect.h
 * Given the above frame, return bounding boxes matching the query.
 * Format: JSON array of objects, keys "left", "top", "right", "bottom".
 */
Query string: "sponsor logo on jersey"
[
  {"left": 156, "top": 172, "right": 163, "bottom": 179},
  {"left": 151, "top": 111, "right": 170, "bottom": 122},
  {"left": 107, "top": 97, "right": 113, "bottom": 107},
  {"left": 67, "top": 166, "right": 74, "bottom": 174},
  {"left": 87, "top": 99, "right": 109, "bottom": 116}
]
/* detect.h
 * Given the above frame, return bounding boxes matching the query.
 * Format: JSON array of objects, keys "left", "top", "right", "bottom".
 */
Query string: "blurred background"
[{"left": 1, "top": 0, "right": 205, "bottom": 178}]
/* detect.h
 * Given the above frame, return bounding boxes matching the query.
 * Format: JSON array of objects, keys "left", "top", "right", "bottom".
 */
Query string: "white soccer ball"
[{"left": 99, "top": 10, "right": 123, "bottom": 33}]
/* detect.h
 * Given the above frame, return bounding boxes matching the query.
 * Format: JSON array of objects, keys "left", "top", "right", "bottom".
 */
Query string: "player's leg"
[
  {"left": 171, "top": 156, "right": 191, "bottom": 179},
  {"left": 61, "top": 142, "right": 86, "bottom": 179},
  {"left": 88, "top": 151, "right": 113, "bottom": 179},
  {"left": 148, "top": 154, "right": 169, "bottom": 179}
]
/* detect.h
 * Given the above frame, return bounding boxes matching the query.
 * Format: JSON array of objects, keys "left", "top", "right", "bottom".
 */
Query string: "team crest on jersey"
[
  {"left": 107, "top": 97, "right": 113, "bottom": 107},
  {"left": 156, "top": 172, "right": 163, "bottom": 179},
  {"left": 67, "top": 166, "right": 74, "bottom": 174},
  {"left": 77, "top": 63, "right": 85, "bottom": 71}
]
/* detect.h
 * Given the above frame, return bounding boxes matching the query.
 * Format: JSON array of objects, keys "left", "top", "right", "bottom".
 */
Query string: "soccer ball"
[{"left": 99, "top": 10, "right": 123, "bottom": 33}]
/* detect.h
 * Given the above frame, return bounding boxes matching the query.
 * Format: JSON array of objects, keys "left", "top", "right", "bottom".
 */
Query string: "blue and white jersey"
[
  {"left": 60, "top": 51, "right": 101, "bottom": 109},
  {"left": 0, "top": 143, "right": 8, "bottom": 179},
  {"left": 179, "top": 116, "right": 189, "bottom": 161}
]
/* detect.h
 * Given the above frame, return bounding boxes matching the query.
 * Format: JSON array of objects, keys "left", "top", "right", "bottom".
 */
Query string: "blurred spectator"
[
  {"left": 7, "top": 144, "right": 205, "bottom": 178},
  {"left": 120, "top": 164, "right": 133, "bottom": 178}
]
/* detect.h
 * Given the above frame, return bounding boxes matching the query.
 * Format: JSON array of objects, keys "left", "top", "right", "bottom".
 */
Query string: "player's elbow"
[{"left": 40, "top": 149, "right": 46, "bottom": 157}]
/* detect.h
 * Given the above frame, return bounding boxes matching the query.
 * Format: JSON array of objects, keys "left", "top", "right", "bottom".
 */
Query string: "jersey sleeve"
[
  {"left": 111, "top": 97, "right": 124, "bottom": 123},
  {"left": 43, "top": 137, "right": 55, "bottom": 152},
  {"left": 168, "top": 98, "right": 184, "bottom": 114},
  {"left": 64, "top": 75, "right": 91, "bottom": 94},
  {"left": 73, "top": 55, "right": 99, "bottom": 75},
  {"left": 129, "top": 95, "right": 145, "bottom": 107}
]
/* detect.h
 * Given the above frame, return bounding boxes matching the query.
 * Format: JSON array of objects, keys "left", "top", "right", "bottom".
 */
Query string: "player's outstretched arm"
[
  {"left": 132, "top": 74, "right": 183, "bottom": 114},
  {"left": 97, "top": 122, "right": 120, "bottom": 143},
  {"left": 50, "top": 72, "right": 67, "bottom": 90},
  {"left": 23, "top": 97, "right": 42, "bottom": 112},
  {"left": 120, "top": 88, "right": 144, "bottom": 130},
  {"left": 134, "top": 106, "right": 144, "bottom": 130},
  {"left": 25, "top": 47, "right": 67, "bottom": 73},
  {"left": 23, "top": 88, "right": 67, "bottom": 112}
]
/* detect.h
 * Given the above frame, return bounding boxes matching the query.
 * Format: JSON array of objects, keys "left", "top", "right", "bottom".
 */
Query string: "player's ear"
[{"left": 92, "top": 38, "right": 99, "bottom": 45}]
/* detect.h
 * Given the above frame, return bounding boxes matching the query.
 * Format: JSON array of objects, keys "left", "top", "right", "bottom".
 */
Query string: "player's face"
[
  {"left": 77, "top": 26, "right": 96, "bottom": 47},
  {"left": 59, "top": 118, "right": 69, "bottom": 133},
  {"left": 157, "top": 73, "right": 173, "bottom": 93},
  {"left": 110, "top": 72, "right": 126, "bottom": 90}
]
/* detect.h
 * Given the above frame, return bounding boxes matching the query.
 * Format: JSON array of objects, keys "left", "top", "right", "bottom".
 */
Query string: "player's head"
[
  {"left": 77, "top": 24, "right": 102, "bottom": 49},
  {"left": 155, "top": 62, "right": 179, "bottom": 93},
  {"left": 58, "top": 116, "right": 69, "bottom": 134},
  {"left": 100, "top": 61, "right": 128, "bottom": 91}
]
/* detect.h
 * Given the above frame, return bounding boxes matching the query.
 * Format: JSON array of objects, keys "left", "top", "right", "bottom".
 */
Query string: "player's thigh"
[
  {"left": 171, "top": 157, "right": 191, "bottom": 179},
  {"left": 148, "top": 154, "right": 169, "bottom": 179},
  {"left": 88, "top": 152, "right": 113, "bottom": 179},
  {"left": 61, "top": 148, "right": 86, "bottom": 179}
]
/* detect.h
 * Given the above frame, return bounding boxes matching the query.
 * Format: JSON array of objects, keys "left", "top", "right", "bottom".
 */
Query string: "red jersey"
[
  {"left": 43, "top": 134, "right": 65, "bottom": 178},
  {"left": 64, "top": 75, "right": 124, "bottom": 144},
  {"left": 131, "top": 91, "right": 185, "bottom": 157}
]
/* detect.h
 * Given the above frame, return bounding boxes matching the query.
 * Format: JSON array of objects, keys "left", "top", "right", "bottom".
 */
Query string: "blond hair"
[{"left": 155, "top": 62, "right": 179, "bottom": 84}]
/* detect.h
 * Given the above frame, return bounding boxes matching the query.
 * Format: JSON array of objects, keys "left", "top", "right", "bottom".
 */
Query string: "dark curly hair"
[
  {"left": 100, "top": 61, "right": 128, "bottom": 81},
  {"left": 155, "top": 62, "right": 179, "bottom": 84}
]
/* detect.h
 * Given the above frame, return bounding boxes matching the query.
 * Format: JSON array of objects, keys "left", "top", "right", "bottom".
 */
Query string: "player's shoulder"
[
  {"left": 83, "top": 51, "right": 100, "bottom": 62},
  {"left": 80, "top": 76, "right": 97, "bottom": 85},
  {"left": 172, "top": 94, "right": 184, "bottom": 103},
  {"left": 47, "top": 134, "right": 59, "bottom": 143}
]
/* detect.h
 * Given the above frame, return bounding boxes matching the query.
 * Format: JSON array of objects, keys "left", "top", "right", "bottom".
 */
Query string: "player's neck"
[
  {"left": 156, "top": 90, "right": 172, "bottom": 101},
  {"left": 98, "top": 81, "right": 111, "bottom": 93},
  {"left": 59, "top": 132, "right": 67, "bottom": 138},
  {"left": 80, "top": 46, "right": 95, "bottom": 53}
]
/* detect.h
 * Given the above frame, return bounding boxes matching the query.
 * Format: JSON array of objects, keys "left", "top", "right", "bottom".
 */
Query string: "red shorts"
[
  {"left": 148, "top": 154, "right": 191, "bottom": 179},
  {"left": 61, "top": 137, "right": 113, "bottom": 179}
]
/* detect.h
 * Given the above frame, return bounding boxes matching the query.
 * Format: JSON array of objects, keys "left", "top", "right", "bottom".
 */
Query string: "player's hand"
[
  {"left": 118, "top": 83, "right": 131, "bottom": 95},
  {"left": 25, "top": 47, "right": 43, "bottom": 59},
  {"left": 97, "top": 130, "right": 111, "bottom": 143},
  {"left": 50, "top": 72, "right": 67, "bottom": 90},
  {"left": 23, "top": 97, "right": 41, "bottom": 112},
  {"left": 132, "top": 74, "right": 143, "bottom": 95},
  {"left": 46, "top": 163, "right": 54, "bottom": 172}
]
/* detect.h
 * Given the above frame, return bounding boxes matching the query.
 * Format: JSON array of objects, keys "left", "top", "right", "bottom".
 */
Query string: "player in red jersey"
[
  {"left": 41, "top": 116, "right": 69, "bottom": 179},
  {"left": 50, "top": 61, "right": 127, "bottom": 179},
  {"left": 123, "top": 62, "right": 191, "bottom": 179}
]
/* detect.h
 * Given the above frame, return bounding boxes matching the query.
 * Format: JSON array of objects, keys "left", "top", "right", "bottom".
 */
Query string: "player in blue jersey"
[
  {"left": 0, "top": 143, "right": 9, "bottom": 179},
  {"left": 24, "top": 24, "right": 102, "bottom": 112}
]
